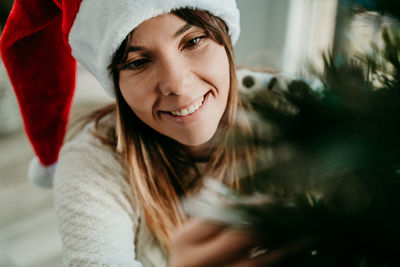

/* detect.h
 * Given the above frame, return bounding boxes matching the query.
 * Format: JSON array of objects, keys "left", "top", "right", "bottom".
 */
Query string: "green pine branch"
[{"left": 224, "top": 27, "right": 400, "bottom": 267}]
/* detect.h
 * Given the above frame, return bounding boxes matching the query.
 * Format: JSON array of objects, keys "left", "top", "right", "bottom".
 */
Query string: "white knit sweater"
[{"left": 53, "top": 119, "right": 167, "bottom": 267}]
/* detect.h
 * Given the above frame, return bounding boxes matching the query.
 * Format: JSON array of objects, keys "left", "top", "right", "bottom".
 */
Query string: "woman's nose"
[{"left": 157, "top": 57, "right": 191, "bottom": 96}]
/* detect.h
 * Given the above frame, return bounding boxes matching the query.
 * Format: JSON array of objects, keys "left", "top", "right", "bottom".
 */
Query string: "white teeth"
[{"left": 170, "top": 95, "right": 205, "bottom": 116}]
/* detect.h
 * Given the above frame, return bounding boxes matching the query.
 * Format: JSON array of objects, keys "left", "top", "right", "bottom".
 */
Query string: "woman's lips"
[
  {"left": 160, "top": 91, "right": 211, "bottom": 124},
  {"left": 169, "top": 95, "right": 205, "bottom": 116}
]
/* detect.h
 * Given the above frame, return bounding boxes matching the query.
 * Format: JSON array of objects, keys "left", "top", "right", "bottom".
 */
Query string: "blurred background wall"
[
  {"left": 235, "top": 0, "right": 291, "bottom": 69},
  {"left": 235, "top": 0, "right": 337, "bottom": 74},
  {"left": 0, "top": 0, "right": 11, "bottom": 27}
]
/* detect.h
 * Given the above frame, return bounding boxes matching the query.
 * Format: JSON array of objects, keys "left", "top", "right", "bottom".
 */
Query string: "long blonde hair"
[{"left": 88, "top": 9, "right": 255, "bottom": 252}]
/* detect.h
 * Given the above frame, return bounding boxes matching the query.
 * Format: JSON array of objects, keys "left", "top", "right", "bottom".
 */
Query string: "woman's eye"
[
  {"left": 123, "top": 58, "right": 149, "bottom": 70},
  {"left": 183, "top": 35, "right": 207, "bottom": 49}
]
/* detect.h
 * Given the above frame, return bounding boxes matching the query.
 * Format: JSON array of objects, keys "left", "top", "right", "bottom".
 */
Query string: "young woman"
[{"left": 1, "top": 1, "right": 308, "bottom": 266}]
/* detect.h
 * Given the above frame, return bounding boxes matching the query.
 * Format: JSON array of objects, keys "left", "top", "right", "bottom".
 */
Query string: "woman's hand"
[{"left": 168, "top": 219, "right": 312, "bottom": 267}]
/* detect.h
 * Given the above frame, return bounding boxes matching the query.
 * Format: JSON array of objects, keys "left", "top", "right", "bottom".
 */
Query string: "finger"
[
  {"left": 191, "top": 228, "right": 259, "bottom": 266},
  {"left": 172, "top": 219, "right": 225, "bottom": 245}
]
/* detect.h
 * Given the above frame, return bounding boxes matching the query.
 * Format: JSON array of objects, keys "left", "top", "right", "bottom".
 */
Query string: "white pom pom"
[
  {"left": 236, "top": 69, "right": 276, "bottom": 94},
  {"left": 28, "top": 157, "right": 56, "bottom": 188}
]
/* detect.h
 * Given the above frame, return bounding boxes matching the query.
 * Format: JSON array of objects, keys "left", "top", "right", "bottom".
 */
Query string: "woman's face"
[{"left": 119, "top": 13, "right": 230, "bottom": 150}]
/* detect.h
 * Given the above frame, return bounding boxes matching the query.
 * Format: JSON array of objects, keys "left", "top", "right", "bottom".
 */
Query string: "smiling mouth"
[
  {"left": 161, "top": 92, "right": 208, "bottom": 117},
  {"left": 169, "top": 95, "right": 205, "bottom": 116}
]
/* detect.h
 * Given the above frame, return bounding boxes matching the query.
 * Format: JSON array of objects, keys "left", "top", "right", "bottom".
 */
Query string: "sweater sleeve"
[{"left": 53, "top": 125, "right": 143, "bottom": 267}]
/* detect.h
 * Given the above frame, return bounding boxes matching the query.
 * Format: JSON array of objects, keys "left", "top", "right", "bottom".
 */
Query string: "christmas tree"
[{"left": 189, "top": 1, "right": 400, "bottom": 266}]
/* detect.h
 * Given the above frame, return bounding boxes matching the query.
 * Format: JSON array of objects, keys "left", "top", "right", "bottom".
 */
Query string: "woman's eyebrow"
[
  {"left": 128, "top": 46, "right": 144, "bottom": 52},
  {"left": 128, "top": 23, "right": 193, "bottom": 52},
  {"left": 174, "top": 23, "right": 193, "bottom": 37}
]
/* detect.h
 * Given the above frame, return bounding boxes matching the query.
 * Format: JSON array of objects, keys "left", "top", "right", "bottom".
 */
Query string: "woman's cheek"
[
  {"left": 120, "top": 76, "right": 155, "bottom": 109},
  {"left": 190, "top": 44, "right": 229, "bottom": 87}
]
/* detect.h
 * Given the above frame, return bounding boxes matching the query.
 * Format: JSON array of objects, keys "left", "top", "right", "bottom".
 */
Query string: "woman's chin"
[
  {"left": 177, "top": 134, "right": 214, "bottom": 147},
  {"left": 174, "top": 130, "right": 218, "bottom": 153}
]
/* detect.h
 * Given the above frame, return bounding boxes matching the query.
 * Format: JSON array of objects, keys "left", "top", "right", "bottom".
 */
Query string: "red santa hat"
[{"left": 0, "top": 0, "right": 240, "bottom": 188}]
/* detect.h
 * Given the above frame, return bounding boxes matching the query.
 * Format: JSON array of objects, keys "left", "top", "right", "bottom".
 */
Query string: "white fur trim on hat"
[
  {"left": 69, "top": 0, "right": 240, "bottom": 98},
  {"left": 28, "top": 157, "right": 56, "bottom": 188}
]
